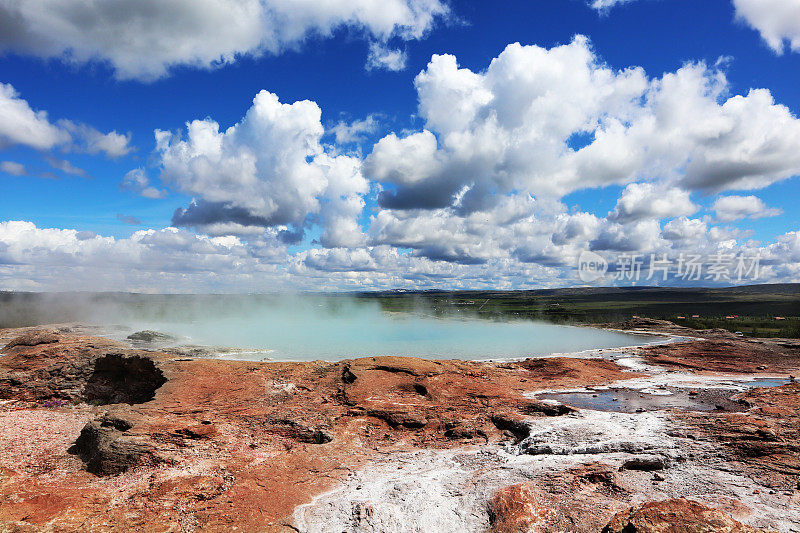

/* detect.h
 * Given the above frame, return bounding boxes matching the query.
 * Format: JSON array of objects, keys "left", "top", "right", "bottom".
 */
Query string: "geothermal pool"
[
  {"left": 0, "top": 294, "right": 657, "bottom": 362},
  {"left": 111, "top": 299, "right": 656, "bottom": 362}
]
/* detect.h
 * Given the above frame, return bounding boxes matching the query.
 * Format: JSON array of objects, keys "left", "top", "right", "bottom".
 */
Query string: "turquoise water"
[{"left": 122, "top": 299, "right": 655, "bottom": 361}]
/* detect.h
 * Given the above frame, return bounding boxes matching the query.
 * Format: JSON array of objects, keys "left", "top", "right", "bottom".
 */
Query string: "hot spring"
[{"left": 0, "top": 293, "right": 657, "bottom": 361}]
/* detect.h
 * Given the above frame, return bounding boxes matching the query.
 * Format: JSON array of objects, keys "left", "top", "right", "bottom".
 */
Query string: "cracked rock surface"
[{"left": 1, "top": 325, "right": 799, "bottom": 532}]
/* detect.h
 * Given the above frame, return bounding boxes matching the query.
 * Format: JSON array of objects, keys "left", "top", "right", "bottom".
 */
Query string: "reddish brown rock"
[
  {"left": 676, "top": 382, "right": 800, "bottom": 487},
  {"left": 641, "top": 338, "right": 800, "bottom": 374},
  {"left": 0, "top": 331, "right": 165, "bottom": 403},
  {"left": 488, "top": 483, "right": 550, "bottom": 533},
  {"left": 336, "top": 355, "right": 631, "bottom": 446},
  {"left": 602, "top": 498, "right": 764, "bottom": 533},
  {"left": 2, "top": 327, "right": 797, "bottom": 532},
  {"left": 517, "top": 356, "right": 637, "bottom": 387},
  {"left": 1, "top": 330, "right": 645, "bottom": 531},
  {"left": 2, "top": 329, "right": 60, "bottom": 349},
  {"left": 177, "top": 421, "right": 217, "bottom": 440}
]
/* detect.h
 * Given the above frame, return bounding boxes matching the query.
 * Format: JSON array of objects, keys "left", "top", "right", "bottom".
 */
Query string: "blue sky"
[{"left": 1, "top": 0, "right": 800, "bottom": 292}]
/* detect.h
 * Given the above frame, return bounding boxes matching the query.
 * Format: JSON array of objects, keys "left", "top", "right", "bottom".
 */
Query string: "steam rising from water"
[{"left": 0, "top": 293, "right": 651, "bottom": 361}]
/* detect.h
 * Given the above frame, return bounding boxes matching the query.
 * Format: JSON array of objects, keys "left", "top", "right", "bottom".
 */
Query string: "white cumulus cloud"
[
  {"left": 3, "top": 215, "right": 800, "bottom": 290},
  {"left": 366, "top": 42, "right": 407, "bottom": 71},
  {"left": 0, "top": 0, "right": 448, "bottom": 81},
  {"left": 0, "top": 220, "right": 285, "bottom": 291},
  {"left": 712, "top": 194, "right": 783, "bottom": 222},
  {"left": 5, "top": 33, "right": 799, "bottom": 290},
  {"left": 590, "top": 0, "right": 800, "bottom": 56},
  {"left": 121, "top": 168, "right": 168, "bottom": 199},
  {"left": 608, "top": 183, "right": 698, "bottom": 222},
  {"left": 155, "top": 90, "right": 368, "bottom": 247},
  {"left": 366, "top": 36, "right": 800, "bottom": 214},
  {"left": 733, "top": 0, "right": 800, "bottom": 54},
  {"left": 0, "top": 82, "right": 68, "bottom": 150},
  {"left": 330, "top": 114, "right": 381, "bottom": 145},
  {"left": 0, "top": 82, "right": 133, "bottom": 158}
]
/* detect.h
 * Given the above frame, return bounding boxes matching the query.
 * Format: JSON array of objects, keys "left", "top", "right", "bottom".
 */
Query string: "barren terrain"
[{"left": 1, "top": 319, "right": 798, "bottom": 532}]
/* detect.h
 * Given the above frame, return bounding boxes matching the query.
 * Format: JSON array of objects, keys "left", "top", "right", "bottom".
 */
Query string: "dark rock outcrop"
[
  {"left": 83, "top": 354, "right": 167, "bottom": 405},
  {"left": 0, "top": 334, "right": 168, "bottom": 404},
  {"left": 620, "top": 455, "right": 667, "bottom": 471},
  {"left": 490, "top": 414, "right": 531, "bottom": 442},
  {"left": 126, "top": 330, "right": 176, "bottom": 344},
  {"left": 519, "top": 399, "right": 575, "bottom": 417},
  {"left": 69, "top": 416, "right": 162, "bottom": 475}
]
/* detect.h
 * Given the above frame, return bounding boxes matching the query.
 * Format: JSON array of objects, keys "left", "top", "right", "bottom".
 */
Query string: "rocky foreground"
[{"left": 0, "top": 320, "right": 799, "bottom": 532}]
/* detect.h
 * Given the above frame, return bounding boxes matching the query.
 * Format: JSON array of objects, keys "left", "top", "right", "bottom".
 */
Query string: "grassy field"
[
  {"left": 671, "top": 316, "right": 800, "bottom": 338},
  {"left": 365, "top": 284, "right": 800, "bottom": 338}
]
